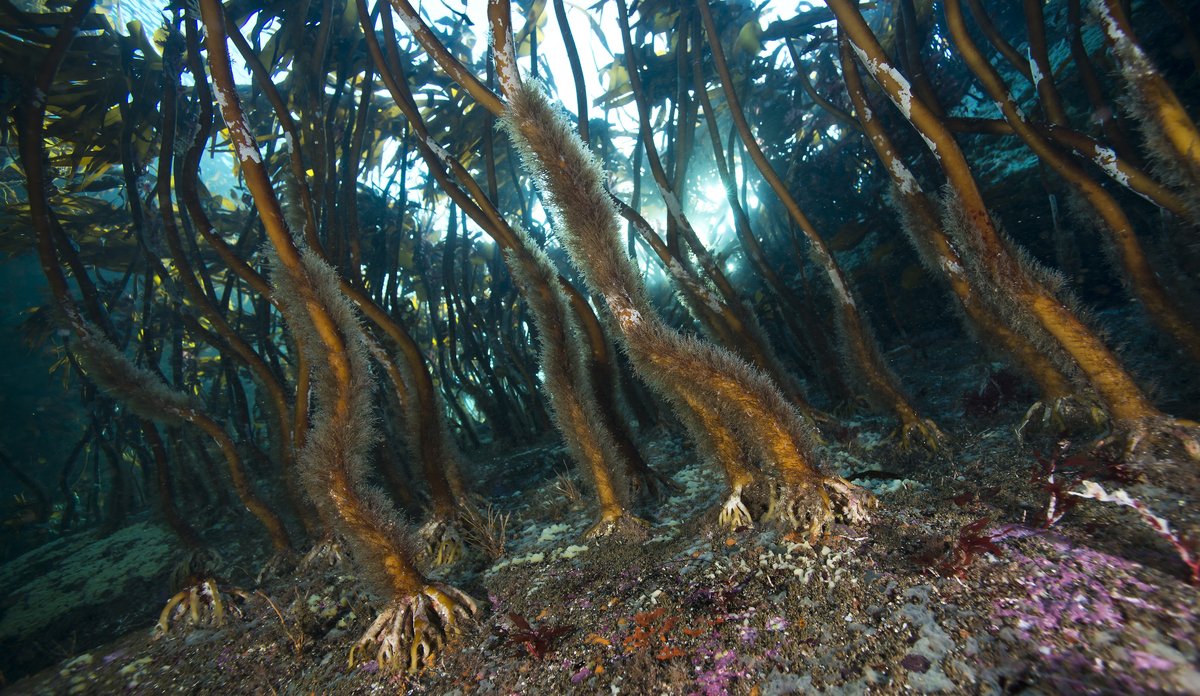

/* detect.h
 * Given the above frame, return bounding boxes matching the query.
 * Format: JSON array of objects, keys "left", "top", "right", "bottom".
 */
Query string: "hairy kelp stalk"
[
  {"left": 696, "top": 0, "right": 943, "bottom": 450},
  {"left": 198, "top": 0, "right": 477, "bottom": 672},
  {"left": 506, "top": 232, "right": 646, "bottom": 539},
  {"left": 833, "top": 32, "right": 1095, "bottom": 436},
  {"left": 13, "top": 0, "right": 294, "bottom": 642},
  {"left": 828, "top": 0, "right": 1200, "bottom": 464},
  {"left": 1092, "top": 0, "right": 1200, "bottom": 197},
  {"left": 943, "top": 0, "right": 1200, "bottom": 367},
  {"left": 224, "top": 0, "right": 478, "bottom": 569},
  {"left": 490, "top": 1, "right": 873, "bottom": 536},
  {"left": 359, "top": 0, "right": 660, "bottom": 532},
  {"left": 609, "top": 0, "right": 822, "bottom": 421},
  {"left": 5, "top": 0, "right": 1200, "bottom": 687}
]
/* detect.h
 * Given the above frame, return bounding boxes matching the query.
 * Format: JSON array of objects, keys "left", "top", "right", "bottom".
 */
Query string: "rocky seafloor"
[{"left": 2, "top": 321, "right": 1199, "bottom": 695}]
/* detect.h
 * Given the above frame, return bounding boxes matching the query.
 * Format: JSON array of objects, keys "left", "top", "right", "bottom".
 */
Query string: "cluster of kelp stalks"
[{"left": 1, "top": 0, "right": 1198, "bottom": 681}]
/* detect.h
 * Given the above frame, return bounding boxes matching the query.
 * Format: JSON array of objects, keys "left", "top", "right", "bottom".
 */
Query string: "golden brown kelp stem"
[
  {"left": 20, "top": 1, "right": 112, "bottom": 338},
  {"left": 223, "top": 16, "right": 320, "bottom": 251},
  {"left": 1036, "top": 125, "right": 1193, "bottom": 223},
  {"left": 471, "top": 52, "right": 663, "bottom": 488},
  {"left": 895, "top": 0, "right": 943, "bottom": 121},
  {"left": 964, "top": 0, "right": 1184, "bottom": 215},
  {"left": 830, "top": 0, "right": 1200, "bottom": 458},
  {"left": 341, "top": 67, "right": 374, "bottom": 274},
  {"left": 611, "top": 0, "right": 809, "bottom": 407},
  {"left": 17, "top": 0, "right": 292, "bottom": 553},
  {"left": 786, "top": 39, "right": 862, "bottom": 132},
  {"left": 1021, "top": 0, "right": 1070, "bottom": 127},
  {"left": 142, "top": 422, "right": 204, "bottom": 550},
  {"left": 386, "top": 0, "right": 504, "bottom": 115},
  {"left": 490, "top": 0, "right": 873, "bottom": 535},
  {"left": 926, "top": 119, "right": 1191, "bottom": 223},
  {"left": 230, "top": 4, "right": 467, "bottom": 535},
  {"left": 200, "top": 0, "right": 476, "bottom": 671},
  {"left": 550, "top": 0, "right": 588, "bottom": 145},
  {"left": 614, "top": 0, "right": 713, "bottom": 285},
  {"left": 377, "top": 0, "right": 817, "bottom": 446},
  {"left": 178, "top": 19, "right": 273, "bottom": 300},
  {"left": 696, "top": 0, "right": 943, "bottom": 450},
  {"left": 947, "top": 0, "right": 1200, "bottom": 366},
  {"left": 88, "top": 325, "right": 295, "bottom": 552},
  {"left": 1066, "top": 0, "right": 1142, "bottom": 166},
  {"left": 507, "top": 235, "right": 645, "bottom": 538},
  {"left": 836, "top": 34, "right": 1078, "bottom": 406},
  {"left": 159, "top": 28, "right": 310, "bottom": 535},
  {"left": 962, "top": 0, "right": 1032, "bottom": 83},
  {"left": 361, "top": 0, "right": 665, "bottom": 498},
  {"left": 699, "top": 42, "right": 851, "bottom": 406},
  {"left": 1093, "top": 0, "right": 1200, "bottom": 191}
]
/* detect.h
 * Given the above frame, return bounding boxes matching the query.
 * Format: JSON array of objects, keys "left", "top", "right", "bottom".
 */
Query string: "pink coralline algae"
[{"left": 992, "top": 539, "right": 1196, "bottom": 693}]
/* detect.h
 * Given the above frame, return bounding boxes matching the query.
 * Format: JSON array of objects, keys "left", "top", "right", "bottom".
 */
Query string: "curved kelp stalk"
[
  {"left": 16, "top": 0, "right": 293, "bottom": 557},
  {"left": 359, "top": 0, "right": 667, "bottom": 514},
  {"left": 506, "top": 231, "right": 648, "bottom": 539},
  {"left": 1091, "top": 0, "right": 1200, "bottom": 197},
  {"left": 489, "top": 0, "right": 874, "bottom": 536},
  {"left": 227, "top": 0, "right": 473, "bottom": 567},
  {"left": 829, "top": 0, "right": 1200, "bottom": 467},
  {"left": 160, "top": 23, "right": 315, "bottom": 537},
  {"left": 199, "top": 0, "right": 477, "bottom": 672},
  {"left": 610, "top": 0, "right": 823, "bottom": 417},
  {"left": 834, "top": 32, "right": 1101, "bottom": 437},
  {"left": 696, "top": 0, "right": 944, "bottom": 451},
  {"left": 945, "top": 0, "right": 1200, "bottom": 366}
]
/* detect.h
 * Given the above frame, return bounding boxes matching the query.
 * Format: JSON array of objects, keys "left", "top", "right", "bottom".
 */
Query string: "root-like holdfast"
[
  {"left": 301, "top": 536, "right": 350, "bottom": 570},
  {"left": 417, "top": 517, "right": 466, "bottom": 567},
  {"left": 155, "top": 578, "right": 251, "bottom": 636},
  {"left": 582, "top": 509, "right": 650, "bottom": 541},
  {"left": 349, "top": 583, "right": 480, "bottom": 673},
  {"left": 718, "top": 485, "right": 755, "bottom": 531},
  {"left": 1017, "top": 395, "right": 1109, "bottom": 442}
]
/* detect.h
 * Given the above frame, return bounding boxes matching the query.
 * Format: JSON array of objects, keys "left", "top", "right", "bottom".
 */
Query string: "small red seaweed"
[
  {"left": 930, "top": 517, "right": 1006, "bottom": 578},
  {"left": 494, "top": 612, "right": 573, "bottom": 659}
]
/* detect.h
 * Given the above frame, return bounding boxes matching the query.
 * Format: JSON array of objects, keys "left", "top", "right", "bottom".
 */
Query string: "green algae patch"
[{"left": 0, "top": 521, "right": 176, "bottom": 640}]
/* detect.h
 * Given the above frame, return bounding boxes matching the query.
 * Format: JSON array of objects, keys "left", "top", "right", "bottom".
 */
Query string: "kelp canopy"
[{"left": 1, "top": 0, "right": 1199, "bottom": 685}]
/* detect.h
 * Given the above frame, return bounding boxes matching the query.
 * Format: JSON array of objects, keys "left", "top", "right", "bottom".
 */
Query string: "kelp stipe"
[
  {"left": 490, "top": 4, "right": 874, "bottom": 536},
  {"left": 829, "top": 0, "right": 1200, "bottom": 466},
  {"left": 696, "top": 0, "right": 945, "bottom": 452},
  {"left": 506, "top": 232, "right": 646, "bottom": 539},
  {"left": 198, "top": 0, "right": 477, "bottom": 672}
]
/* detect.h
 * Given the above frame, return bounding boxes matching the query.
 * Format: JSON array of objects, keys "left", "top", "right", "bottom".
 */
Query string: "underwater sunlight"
[{"left": 1, "top": 0, "right": 1199, "bottom": 693}]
